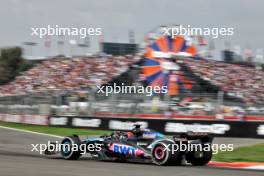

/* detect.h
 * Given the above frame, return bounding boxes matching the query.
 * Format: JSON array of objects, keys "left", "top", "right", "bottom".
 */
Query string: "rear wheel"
[
  {"left": 151, "top": 141, "right": 181, "bottom": 166},
  {"left": 60, "top": 136, "right": 82, "bottom": 160},
  {"left": 185, "top": 144, "right": 212, "bottom": 166}
]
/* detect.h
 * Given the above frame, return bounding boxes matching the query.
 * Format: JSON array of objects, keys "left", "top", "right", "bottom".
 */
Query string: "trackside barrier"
[
  {"left": 0, "top": 113, "right": 48, "bottom": 125},
  {"left": 49, "top": 116, "right": 264, "bottom": 139},
  {"left": 0, "top": 114, "right": 263, "bottom": 138}
]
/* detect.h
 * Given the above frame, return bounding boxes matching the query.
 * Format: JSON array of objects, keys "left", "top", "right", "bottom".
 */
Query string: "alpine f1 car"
[{"left": 45, "top": 125, "right": 213, "bottom": 166}]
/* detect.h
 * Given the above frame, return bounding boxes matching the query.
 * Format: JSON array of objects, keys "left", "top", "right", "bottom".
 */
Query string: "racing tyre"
[
  {"left": 60, "top": 135, "right": 82, "bottom": 160},
  {"left": 185, "top": 144, "right": 212, "bottom": 166},
  {"left": 151, "top": 141, "right": 181, "bottom": 166}
]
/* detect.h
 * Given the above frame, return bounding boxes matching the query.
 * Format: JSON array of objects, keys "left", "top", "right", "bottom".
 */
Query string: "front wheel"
[{"left": 60, "top": 136, "right": 82, "bottom": 160}]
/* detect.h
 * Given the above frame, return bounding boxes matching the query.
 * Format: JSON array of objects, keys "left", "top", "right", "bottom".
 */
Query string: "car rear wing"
[{"left": 173, "top": 132, "right": 213, "bottom": 143}]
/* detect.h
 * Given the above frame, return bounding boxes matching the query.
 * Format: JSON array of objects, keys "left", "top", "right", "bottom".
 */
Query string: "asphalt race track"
[{"left": 0, "top": 127, "right": 263, "bottom": 176}]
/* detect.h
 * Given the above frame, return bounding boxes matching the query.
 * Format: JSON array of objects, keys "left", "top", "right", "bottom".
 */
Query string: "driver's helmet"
[
  {"left": 132, "top": 124, "right": 144, "bottom": 137},
  {"left": 132, "top": 124, "right": 141, "bottom": 132}
]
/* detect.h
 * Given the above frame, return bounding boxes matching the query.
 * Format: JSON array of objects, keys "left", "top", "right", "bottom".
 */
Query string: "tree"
[{"left": 0, "top": 47, "right": 34, "bottom": 85}]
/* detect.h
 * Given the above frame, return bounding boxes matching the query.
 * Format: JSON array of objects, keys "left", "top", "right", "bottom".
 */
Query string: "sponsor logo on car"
[
  {"left": 109, "top": 143, "right": 144, "bottom": 156},
  {"left": 142, "top": 132, "right": 156, "bottom": 139}
]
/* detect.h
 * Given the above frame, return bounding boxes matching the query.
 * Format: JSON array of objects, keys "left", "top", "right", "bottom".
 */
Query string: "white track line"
[
  {"left": 245, "top": 166, "right": 264, "bottom": 170},
  {"left": 0, "top": 125, "right": 63, "bottom": 139}
]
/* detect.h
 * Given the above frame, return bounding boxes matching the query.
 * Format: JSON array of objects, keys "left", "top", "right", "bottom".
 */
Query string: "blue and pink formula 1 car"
[{"left": 45, "top": 125, "right": 213, "bottom": 166}]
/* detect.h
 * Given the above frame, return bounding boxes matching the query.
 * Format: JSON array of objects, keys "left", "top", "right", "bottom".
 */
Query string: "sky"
[{"left": 0, "top": 0, "right": 263, "bottom": 59}]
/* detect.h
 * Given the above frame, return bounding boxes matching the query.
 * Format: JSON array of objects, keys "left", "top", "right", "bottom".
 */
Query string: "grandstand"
[
  {"left": 0, "top": 53, "right": 263, "bottom": 118},
  {"left": 0, "top": 29, "right": 263, "bottom": 119},
  {"left": 0, "top": 55, "right": 137, "bottom": 96},
  {"left": 184, "top": 58, "right": 264, "bottom": 105}
]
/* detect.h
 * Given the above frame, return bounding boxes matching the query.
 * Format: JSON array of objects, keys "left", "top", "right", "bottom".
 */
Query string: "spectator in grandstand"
[
  {"left": 0, "top": 56, "right": 136, "bottom": 96},
  {"left": 184, "top": 58, "right": 264, "bottom": 105},
  {"left": 164, "top": 107, "right": 173, "bottom": 118}
]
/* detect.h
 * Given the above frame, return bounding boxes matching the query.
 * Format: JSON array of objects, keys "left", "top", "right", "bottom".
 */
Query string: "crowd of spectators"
[
  {"left": 184, "top": 58, "right": 264, "bottom": 105},
  {"left": 0, "top": 56, "right": 136, "bottom": 96},
  {"left": 0, "top": 54, "right": 264, "bottom": 106}
]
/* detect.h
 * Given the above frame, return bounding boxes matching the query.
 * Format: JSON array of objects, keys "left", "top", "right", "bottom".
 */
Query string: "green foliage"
[{"left": 0, "top": 47, "right": 34, "bottom": 85}]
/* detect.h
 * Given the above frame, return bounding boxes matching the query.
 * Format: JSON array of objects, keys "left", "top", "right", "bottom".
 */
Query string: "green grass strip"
[
  {"left": 213, "top": 143, "right": 264, "bottom": 162},
  {"left": 0, "top": 121, "right": 111, "bottom": 137}
]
